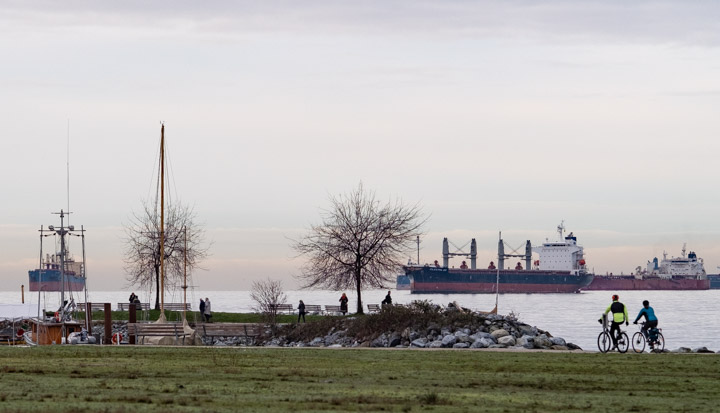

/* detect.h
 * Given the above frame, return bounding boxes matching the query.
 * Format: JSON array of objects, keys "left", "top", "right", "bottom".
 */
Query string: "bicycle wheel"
[
  {"left": 597, "top": 331, "right": 611, "bottom": 353},
  {"left": 632, "top": 332, "right": 646, "bottom": 353},
  {"left": 652, "top": 332, "right": 665, "bottom": 352},
  {"left": 617, "top": 332, "right": 629, "bottom": 353}
]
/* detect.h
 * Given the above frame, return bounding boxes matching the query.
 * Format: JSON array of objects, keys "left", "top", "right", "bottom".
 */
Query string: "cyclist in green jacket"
[{"left": 603, "top": 294, "right": 629, "bottom": 349}]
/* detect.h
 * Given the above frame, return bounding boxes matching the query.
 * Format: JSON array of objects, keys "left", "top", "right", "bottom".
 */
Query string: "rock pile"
[{"left": 262, "top": 304, "right": 583, "bottom": 351}]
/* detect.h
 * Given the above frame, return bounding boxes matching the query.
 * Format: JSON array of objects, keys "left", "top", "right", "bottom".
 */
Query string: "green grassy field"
[{"left": 1, "top": 346, "right": 718, "bottom": 412}]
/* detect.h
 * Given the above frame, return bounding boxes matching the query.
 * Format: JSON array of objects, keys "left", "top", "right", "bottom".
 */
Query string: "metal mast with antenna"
[{"left": 160, "top": 123, "right": 166, "bottom": 319}]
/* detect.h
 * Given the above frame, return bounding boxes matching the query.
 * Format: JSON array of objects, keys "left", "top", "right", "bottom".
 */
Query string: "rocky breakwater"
[{"left": 262, "top": 301, "right": 582, "bottom": 351}]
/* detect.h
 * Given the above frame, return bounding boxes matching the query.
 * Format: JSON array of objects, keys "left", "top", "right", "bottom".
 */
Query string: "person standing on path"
[
  {"left": 339, "top": 293, "right": 349, "bottom": 315},
  {"left": 297, "top": 300, "right": 306, "bottom": 323},
  {"left": 199, "top": 298, "right": 206, "bottom": 322},
  {"left": 204, "top": 297, "right": 212, "bottom": 323}
]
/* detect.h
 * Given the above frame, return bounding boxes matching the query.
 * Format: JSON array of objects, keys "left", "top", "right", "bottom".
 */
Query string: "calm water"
[{"left": 4, "top": 289, "right": 718, "bottom": 352}]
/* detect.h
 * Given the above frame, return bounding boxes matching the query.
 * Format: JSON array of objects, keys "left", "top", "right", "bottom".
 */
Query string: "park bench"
[
  {"left": 270, "top": 304, "right": 294, "bottom": 314},
  {"left": 127, "top": 322, "right": 190, "bottom": 345},
  {"left": 202, "top": 323, "right": 261, "bottom": 345},
  {"left": 117, "top": 302, "right": 150, "bottom": 311},
  {"left": 303, "top": 304, "right": 322, "bottom": 314},
  {"left": 324, "top": 305, "right": 342, "bottom": 315},
  {"left": 162, "top": 303, "right": 191, "bottom": 311},
  {"left": 78, "top": 303, "right": 110, "bottom": 311},
  {"left": 367, "top": 304, "right": 381, "bottom": 313}
]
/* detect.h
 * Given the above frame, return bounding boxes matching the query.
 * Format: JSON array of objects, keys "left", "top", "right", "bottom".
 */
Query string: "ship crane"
[
  {"left": 442, "top": 238, "right": 477, "bottom": 269},
  {"left": 497, "top": 232, "right": 532, "bottom": 270}
]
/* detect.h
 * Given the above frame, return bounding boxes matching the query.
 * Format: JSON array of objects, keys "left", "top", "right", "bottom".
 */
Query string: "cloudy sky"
[{"left": 2, "top": 1, "right": 719, "bottom": 292}]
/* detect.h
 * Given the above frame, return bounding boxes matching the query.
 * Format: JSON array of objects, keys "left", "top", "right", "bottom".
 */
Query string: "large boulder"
[
  {"left": 517, "top": 335, "right": 534, "bottom": 349},
  {"left": 498, "top": 335, "right": 516, "bottom": 346},
  {"left": 533, "top": 334, "right": 553, "bottom": 349},
  {"left": 411, "top": 338, "right": 428, "bottom": 348},
  {"left": 441, "top": 334, "right": 457, "bottom": 347},
  {"left": 693, "top": 347, "right": 715, "bottom": 353},
  {"left": 491, "top": 329, "right": 510, "bottom": 339},
  {"left": 453, "top": 342, "right": 470, "bottom": 349},
  {"left": 549, "top": 337, "right": 566, "bottom": 347},
  {"left": 428, "top": 340, "right": 444, "bottom": 349},
  {"left": 517, "top": 324, "right": 536, "bottom": 337}
]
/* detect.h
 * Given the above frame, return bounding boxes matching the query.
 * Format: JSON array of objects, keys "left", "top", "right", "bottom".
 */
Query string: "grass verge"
[{"left": 0, "top": 346, "right": 718, "bottom": 412}]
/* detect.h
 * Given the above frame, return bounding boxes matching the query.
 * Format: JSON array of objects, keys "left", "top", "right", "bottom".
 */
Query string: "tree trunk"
[
  {"left": 355, "top": 269, "right": 363, "bottom": 314},
  {"left": 154, "top": 264, "right": 160, "bottom": 310}
]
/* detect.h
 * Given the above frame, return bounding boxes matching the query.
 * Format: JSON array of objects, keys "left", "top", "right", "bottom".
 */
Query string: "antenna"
[{"left": 67, "top": 119, "right": 71, "bottom": 227}]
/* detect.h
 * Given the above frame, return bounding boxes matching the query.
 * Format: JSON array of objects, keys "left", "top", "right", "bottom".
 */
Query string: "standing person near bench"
[
  {"left": 339, "top": 293, "right": 349, "bottom": 315},
  {"left": 204, "top": 297, "right": 212, "bottom": 323},
  {"left": 129, "top": 292, "right": 137, "bottom": 303},
  {"left": 297, "top": 300, "right": 306, "bottom": 323},
  {"left": 199, "top": 298, "right": 206, "bottom": 322}
]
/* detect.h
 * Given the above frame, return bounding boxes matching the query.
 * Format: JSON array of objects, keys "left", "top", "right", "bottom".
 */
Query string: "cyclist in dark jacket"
[
  {"left": 603, "top": 294, "right": 628, "bottom": 349},
  {"left": 633, "top": 300, "right": 658, "bottom": 344}
]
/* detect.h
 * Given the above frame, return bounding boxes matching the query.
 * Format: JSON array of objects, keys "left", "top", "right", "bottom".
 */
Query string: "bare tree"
[
  {"left": 250, "top": 279, "right": 288, "bottom": 328},
  {"left": 293, "top": 183, "right": 425, "bottom": 314},
  {"left": 123, "top": 200, "right": 209, "bottom": 310}
]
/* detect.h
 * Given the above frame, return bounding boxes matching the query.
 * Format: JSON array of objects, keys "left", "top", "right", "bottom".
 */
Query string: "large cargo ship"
[
  {"left": 407, "top": 224, "right": 594, "bottom": 294},
  {"left": 585, "top": 246, "right": 709, "bottom": 291}
]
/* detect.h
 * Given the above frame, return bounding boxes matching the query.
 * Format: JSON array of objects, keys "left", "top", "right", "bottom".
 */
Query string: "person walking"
[
  {"left": 199, "top": 298, "right": 206, "bottom": 322},
  {"left": 204, "top": 297, "right": 212, "bottom": 323},
  {"left": 297, "top": 300, "right": 306, "bottom": 323},
  {"left": 339, "top": 293, "right": 349, "bottom": 315},
  {"left": 602, "top": 294, "right": 628, "bottom": 349}
]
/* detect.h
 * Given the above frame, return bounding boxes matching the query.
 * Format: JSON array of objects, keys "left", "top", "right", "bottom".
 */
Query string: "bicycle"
[
  {"left": 597, "top": 314, "right": 629, "bottom": 353},
  {"left": 631, "top": 322, "right": 665, "bottom": 353}
]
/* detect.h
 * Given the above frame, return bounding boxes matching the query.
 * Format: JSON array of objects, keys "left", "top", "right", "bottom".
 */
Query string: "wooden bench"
[
  {"left": 269, "top": 304, "right": 294, "bottom": 314},
  {"left": 162, "top": 303, "right": 191, "bottom": 311},
  {"left": 303, "top": 304, "right": 322, "bottom": 314},
  {"left": 78, "top": 303, "right": 109, "bottom": 311},
  {"left": 117, "top": 302, "right": 150, "bottom": 311},
  {"left": 324, "top": 305, "right": 342, "bottom": 315},
  {"left": 367, "top": 304, "right": 381, "bottom": 313},
  {"left": 202, "top": 323, "right": 261, "bottom": 345},
  {"left": 127, "top": 323, "right": 190, "bottom": 345}
]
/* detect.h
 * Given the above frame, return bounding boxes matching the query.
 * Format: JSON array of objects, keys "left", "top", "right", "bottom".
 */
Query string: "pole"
[
  {"left": 495, "top": 231, "right": 500, "bottom": 311},
  {"left": 182, "top": 226, "right": 187, "bottom": 321},
  {"left": 82, "top": 226, "right": 90, "bottom": 332},
  {"left": 160, "top": 123, "right": 165, "bottom": 316},
  {"left": 21, "top": 285, "right": 24, "bottom": 303}
]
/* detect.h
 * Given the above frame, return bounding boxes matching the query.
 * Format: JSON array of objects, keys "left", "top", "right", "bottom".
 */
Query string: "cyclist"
[
  {"left": 633, "top": 300, "right": 659, "bottom": 348},
  {"left": 601, "top": 294, "right": 629, "bottom": 349}
]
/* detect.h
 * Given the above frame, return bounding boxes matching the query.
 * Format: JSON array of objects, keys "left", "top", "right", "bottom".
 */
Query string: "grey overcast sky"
[{"left": 2, "top": 1, "right": 720, "bottom": 291}]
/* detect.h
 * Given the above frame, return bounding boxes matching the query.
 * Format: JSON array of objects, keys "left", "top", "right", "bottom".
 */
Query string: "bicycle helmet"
[{"left": 612, "top": 294, "right": 619, "bottom": 301}]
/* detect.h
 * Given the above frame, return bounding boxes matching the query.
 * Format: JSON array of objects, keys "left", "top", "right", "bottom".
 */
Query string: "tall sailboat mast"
[{"left": 160, "top": 123, "right": 165, "bottom": 316}]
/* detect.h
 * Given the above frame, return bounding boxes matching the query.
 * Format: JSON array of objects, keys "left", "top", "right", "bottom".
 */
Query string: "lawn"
[{"left": 0, "top": 346, "right": 718, "bottom": 412}]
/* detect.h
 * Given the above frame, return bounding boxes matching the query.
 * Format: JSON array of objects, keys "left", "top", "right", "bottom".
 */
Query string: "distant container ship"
[
  {"left": 584, "top": 246, "right": 709, "bottom": 291},
  {"left": 407, "top": 224, "right": 594, "bottom": 294}
]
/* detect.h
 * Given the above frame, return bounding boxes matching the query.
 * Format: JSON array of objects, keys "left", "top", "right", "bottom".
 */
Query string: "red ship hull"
[{"left": 584, "top": 276, "right": 709, "bottom": 291}]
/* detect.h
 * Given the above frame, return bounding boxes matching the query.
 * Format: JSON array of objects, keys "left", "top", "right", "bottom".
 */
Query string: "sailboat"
[
  {"left": 24, "top": 210, "right": 94, "bottom": 345},
  {"left": 141, "top": 123, "right": 197, "bottom": 344}
]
